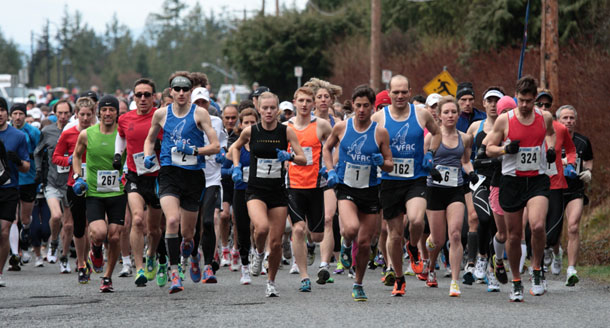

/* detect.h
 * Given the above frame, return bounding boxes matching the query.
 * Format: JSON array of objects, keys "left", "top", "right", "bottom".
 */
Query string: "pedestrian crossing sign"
[{"left": 423, "top": 70, "right": 458, "bottom": 96}]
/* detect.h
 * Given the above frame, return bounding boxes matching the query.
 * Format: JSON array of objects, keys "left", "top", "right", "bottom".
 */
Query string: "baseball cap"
[
  {"left": 497, "top": 96, "right": 517, "bottom": 114},
  {"left": 484, "top": 89, "right": 504, "bottom": 100},
  {"left": 425, "top": 93, "right": 442, "bottom": 107},
  {"left": 191, "top": 87, "right": 210, "bottom": 103},
  {"left": 535, "top": 91, "right": 553, "bottom": 102},
  {"left": 80, "top": 90, "right": 98, "bottom": 102},
  {"left": 250, "top": 86, "right": 270, "bottom": 99},
  {"left": 279, "top": 101, "right": 294, "bottom": 112},
  {"left": 29, "top": 107, "right": 42, "bottom": 120},
  {"left": 374, "top": 90, "right": 391, "bottom": 109},
  {"left": 171, "top": 76, "right": 192, "bottom": 89},
  {"left": 98, "top": 95, "right": 119, "bottom": 111}
]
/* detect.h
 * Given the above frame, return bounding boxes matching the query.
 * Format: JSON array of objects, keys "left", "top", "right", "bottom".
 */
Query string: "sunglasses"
[
  {"left": 172, "top": 86, "right": 191, "bottom": 93},
  {"left": 535, "top": 102, "right": 552, "bottom": 108},
  {"left": 134, "top": 92, "right": 152, "bottom": 98}
]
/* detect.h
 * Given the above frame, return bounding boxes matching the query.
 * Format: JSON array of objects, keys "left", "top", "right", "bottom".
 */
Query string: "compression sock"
[{"left": 467, "top": 232, "right": 478, "bottom": 264}]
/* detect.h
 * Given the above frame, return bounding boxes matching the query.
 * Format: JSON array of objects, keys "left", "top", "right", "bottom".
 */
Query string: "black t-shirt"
[
  {"left": 564, "top": 132, "right": 593, "bottom": 192},
  {"left": 248, "top": 123, "right": 288, "bottom": 191}
]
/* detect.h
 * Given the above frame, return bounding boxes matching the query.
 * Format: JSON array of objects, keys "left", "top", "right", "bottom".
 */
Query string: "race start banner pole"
[{"left": 518, "top": 0, "right": 531, "bottom": 79}]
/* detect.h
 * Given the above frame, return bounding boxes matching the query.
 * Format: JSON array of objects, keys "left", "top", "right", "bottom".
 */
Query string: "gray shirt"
[{"left": 34, "top": 123, "right": 68, "bottom": 188}]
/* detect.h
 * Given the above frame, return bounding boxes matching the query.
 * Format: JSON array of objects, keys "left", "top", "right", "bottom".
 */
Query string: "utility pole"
[
  {"left": 262, "top": 0, "right": 265, "bottom": 15},
  {"left": 276, "top": 0, "right": 279, "bottom": 16},
  {"left": 370, "top": 0, "right": 381, "bottom": 91},
  {"left": 540, "top": 0, "right": 559, "bottom": 102}
]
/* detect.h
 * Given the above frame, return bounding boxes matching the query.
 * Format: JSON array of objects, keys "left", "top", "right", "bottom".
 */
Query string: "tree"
[{"left": 0, "top": 28, "right": 22, "bottom": 74}]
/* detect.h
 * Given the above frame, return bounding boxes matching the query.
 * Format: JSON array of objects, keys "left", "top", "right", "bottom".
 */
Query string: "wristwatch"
[{"left": 72, "top": 173, "right": 81, "bottom": 180}]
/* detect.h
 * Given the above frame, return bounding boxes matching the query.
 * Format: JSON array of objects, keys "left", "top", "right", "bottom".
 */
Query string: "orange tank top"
[{"left": 287, "top": 118, "right": 323, "bottom": 189}]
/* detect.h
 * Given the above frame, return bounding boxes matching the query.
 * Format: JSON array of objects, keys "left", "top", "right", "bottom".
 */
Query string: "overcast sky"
[{"left": 3, "top": 0, "right": 307, "bottom": 52}]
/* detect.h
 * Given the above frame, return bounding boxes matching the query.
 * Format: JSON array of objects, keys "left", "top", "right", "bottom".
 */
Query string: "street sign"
[
  {"left": 294, "top": 66, "right": 303, "bottom": 78},
  {"left": 381, "top": 69, "right": 392, "bottom": 84},
  {"left": 423, "top": 70, "right": 457, "bottom": 96}
]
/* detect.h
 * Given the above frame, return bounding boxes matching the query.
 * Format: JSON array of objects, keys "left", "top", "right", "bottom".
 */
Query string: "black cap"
[
  {"left": 456, "top": 82, "right": 475, "bottom": 100},
  {"left": 535, "top": 91, "right": 553, "bottom": 102},
  {"left": 98, "top": 95, "right": 119, "bottom": 111},
  {"left": 80, "top": 91, "right": 98, "bottom": 102},
  {"left": 0, "top": 97, "right": 7, "bottom": 111},
  {"left": 250, "top": 86, "right": 270, "bottom": 99},
  {"left": 10, "top": 103, "right": 27, "bottom": 115}
]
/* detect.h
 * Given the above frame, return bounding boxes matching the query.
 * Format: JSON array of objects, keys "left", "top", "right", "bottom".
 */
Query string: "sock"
[
  {"left": 342, "top": 238, "right": 352, "bottom": 248},
  {"left": 320, "top": 261, "right": 328, "bottom": 268},
  {"left": 408, "top": 241, "right": 419, "bottom": 258},
  {"left": 9, "top": 223, "right": 19, "bottom": 254},
  {"left": 157, "top": 237, "right": 167, "bottom": 263},
  {"left": 519, "top": 242, "right": 527, "bottom": 272},
  {"left": 122, "top": 256, "right": 131, "bottom": 266},
  {"left": 568, "top": 265, "right": 575, "bottom": 272},
  {"left": 467, "top": 232, "right": 478, "bottom": 263},
  {"left": 22, "top": 223, "right": 30, "bottom": 230},
  {"left": 493, "top": 236, "right": 505, "bottom": 263},
  {"left": 92, "top": 244, "right": 103, "bottom": 257},
  {"left": 165, "top": 234, "right": 180, "bottom": 266}
]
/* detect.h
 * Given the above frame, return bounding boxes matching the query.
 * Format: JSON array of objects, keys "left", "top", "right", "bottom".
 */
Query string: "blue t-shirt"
[
  {"left": 0, "top": 125, "right": 30, "bottom": 189},
  {"left": 16, "top": 123, "right": 40, "bottom": 185}
]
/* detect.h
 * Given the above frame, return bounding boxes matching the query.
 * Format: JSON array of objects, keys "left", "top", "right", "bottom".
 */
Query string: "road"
[{"left": 1, "top": 252, "right": 609, "bottom": 328}]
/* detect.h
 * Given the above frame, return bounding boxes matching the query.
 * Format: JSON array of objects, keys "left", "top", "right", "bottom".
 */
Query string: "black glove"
[
  {"left": 7, "top": 151, "right": 23, "bottom": 167},
  {"left": 430, "top": 167, "right": 442, "bottom": 182},
  {"left": 546, "top": 148, "right": 556, "bottom": 163},
  {"left": 475, "top": 144, "right": 487, "bottom": 160},
  {"left": 112, "top": 154, "right": 122, "bottom": 171},
  {"left": 468, "top": 171, "right": 479, "bottom": 185},
  {"left": 154, "top": 139, "right": 162, "bottom": 151},
  {"left": 35, "top": 171, "right": 42, "bottom": 186},
  {"left": 504, "top": 140, "right": 520, "bottom": 154}
]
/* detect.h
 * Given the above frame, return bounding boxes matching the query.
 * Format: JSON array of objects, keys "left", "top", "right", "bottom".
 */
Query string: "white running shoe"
[
  {"left": 220, "top": 248, "right": 231, "bottom": 267},
  {"left": 60, "top": 257, "right": 71, "bottom": 274},
  {"left": 47, "top": 248, "right": 58, "bottom": 264},
  {"left": 240, "top": 265, "right": 251, "bottom": 285},
  {"left": 543, "top": 248, "right": 553, "bottom": 267},
  {"left": 118, "top": 263, "right": 132, "bottom": 277},
  {"left": 0, "top": 275, "right": 5, "bottom": 287},
  {"left": 251, "top": 252, "right": 265, "bottom": 276},
  {"left": 21, "top": 251, "right": 31, "bottom": 264},
  {"left": 289, "top": 262, "right": 300, "bottom": 274},
  {"left": 474, "top": 257, "right": 488, "bottom": 281},
  {"left": 530, "top": 270, "right": 545, "bottom": 296},
  {"left": 566, "top": 267, "right": 579, "bottom": 287},
  {"left": 443, "top": 264, "right": 452, "bottom": 278},
  {"left": 265, "top": 281, "right": 279, "bottom": 297},
  {"left": 551, "top": 248, "right": 562, "bottom": 275},
  {"left": 35, "top": 256, "right": 44, "bottom": 267},
  {"left": 486, "top": 271, "right": 500, "bottom": 292},
  {"left": 230, "top": 249, "right": 240, "bottom": 272}
]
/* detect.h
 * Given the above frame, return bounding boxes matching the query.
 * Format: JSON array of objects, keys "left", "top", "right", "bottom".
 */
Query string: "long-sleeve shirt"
[
  {"left": 549, "top": 120, "right": 576, "bottom": 190},
  {"left": 52, "top": 126, "right": 86, "bottom": 187},
  {"left": 34, "top": 123, "right": 67, "bottom": 188}
]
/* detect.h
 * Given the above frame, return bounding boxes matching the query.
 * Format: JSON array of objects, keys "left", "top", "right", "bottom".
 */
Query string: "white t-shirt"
[{"left": 203, "top": 116, "right": 227, "bottom": 187}]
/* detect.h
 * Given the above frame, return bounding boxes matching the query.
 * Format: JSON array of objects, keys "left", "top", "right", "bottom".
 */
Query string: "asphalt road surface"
[{"left": 1, "top": 252, "right": 608, "bottom": 328}]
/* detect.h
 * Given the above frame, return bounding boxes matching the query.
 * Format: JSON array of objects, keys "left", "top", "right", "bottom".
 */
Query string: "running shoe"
[
  {"left": 566, "top": 267, "right": 579, "bottom": 287},
  {"left": 406, "top": 241, "right": 423, "bottom": 274},
  {"left": 230, "top": 249, "right": 240, "bottom": 272},
  {"left": 317, "top": 265, "right": 330, "bottom": 285},
  {"left": 220, "top": 248, "right": 231, "bottom": 267},
  {"left": 486, "top": 271, "right": 500, "bottom": 292},
  {"left": 201, "top": 264, "right": 217, "bottom": 284},
  {"left": 339, "top": 239, "right": 352, "bottom": 270},
  {"left": 530, "top": 269, "right": 545, "bottom": 296},
  {"left": 180, "top": 240, "right": 194, "bottom": 258},
  {"left": 374, "top": 253, "right": 385, "bottom": 268},
  {"left": 347, "top": 267, "right": 355, "bottom": 279},
  {"left": 251, "top": 252, "right": 265, "bottom": 276},
  {"left": 144, "top": 255, "right": 157, "bottom": 281},
  {"left": 425, "top": 236, "right": 436, "bottom": 251},
  {"left": 35, "top": 256, "right": 44, "bottom": 267},
  {"left": 299, "top": 278, "right": 312, "bottom": 292},
  {"left": 307, "top": 243, "right": 315, "bottom": 266},
  {"left": 462, "top": 263, "right": 475, "bottom": 285},
  {"left": 89, "top": 250, "right": 104, "bottom": 273},
  {"left": 404, "top": 263, "right": 415, "bottom": 276},
  {"left": 135, "top": 268, "right": 147, "bottom": 286},
  {"left": 426, "top": 271, "right": 438, "bottom": 287},
  {"left": 177, "top": 263, "right": 186, "bottom": 281},
  {"left": 352, "top": 285, "right": 367, "bottom": 302},
  {"left": 492, "top": 254, "right": 508, "bottom": 284},
  {"left": 0, "top": 275, "right": 5, "bottom": 287},
  {"left": 326, "top": 277, "right": 334, "bottom": 283},
  {"left": 416, "top": 260, "right": 429, "bottom": 281},
  {"left": 60, "top": 256, "right": 71, "bottom": 274},
  {"left": 78, "top": 266, "right": 90, "bottom": 284},
  {"left": 47, "top": 243, "right": 58, "bottom": 264},
  {"left": 240, "top": 265, "right": 251, "bottom": 285},
  {"left": 391, "top": 277, "right": 406, "bottom": 296},
  {"left": 449, "top": 280, "right": 461, "bottom": 297},
  {"left": 190, "top": 252, "right": 202, "bottom": 283},
  {"left": 384, "top": 268, "right": 396, "bottom": 287},
  {"left": 266, "top": 281, "right": 279, "bottom": 297},
  {"left": 474, "top": 257, "right": 488, "bottom": 281},
  {"left": 8, "top": 254, "right": 20, "bottom": 271},
  {"left": 543, "top": 247, "right": 553, "bottom": 267},
  {"left": 334, "top": 262, "right": 345, "bottom": 274},
  {"left": 119, "top": 263, "right": 132, "bottom": 277},
  {"left": 156, "top": 260, "right": 168, "bottom": 287},
  {"left": 282, "top": 238, "right": 292, "bottom": 260},
  {"left": 168, "top": 271, "right": 184, "bottom": 294},
  {"left": 100, "top": 277, "right": 114, "bottom": 293},
  {"left": 289, "top": 262, "right": 300, "bottom": 274},
  {"left": 19, "top": 227, "right": 31, "bottom": 249},
  {"left": 509, "top": 280, "right": 524, "bottom": 302},
  {"left": 21, "top": 251, "right": 31, "bottom": 264},
  {"left": 551, "top": 248, "right": 562, "bottom": 275}
]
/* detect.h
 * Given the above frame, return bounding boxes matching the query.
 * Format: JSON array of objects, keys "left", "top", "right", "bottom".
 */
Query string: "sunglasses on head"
[
  {"left": 173, "top": 86, "right": 191, "bottom": 93},
  {"left": 135, "top": 92, "right": 152, "bottom": 98},
  {"left": 535, "top": 102, "right": 552, "bottom": 108}
]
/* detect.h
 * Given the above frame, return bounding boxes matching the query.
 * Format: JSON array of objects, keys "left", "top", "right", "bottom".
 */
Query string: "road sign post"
[{"left": 294, "top": 66, "right": 303, "bottom": 88}]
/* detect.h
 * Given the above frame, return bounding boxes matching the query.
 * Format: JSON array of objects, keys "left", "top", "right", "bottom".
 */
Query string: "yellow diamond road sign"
[{"left": 423, "top": 70, "right": 458, "bottom": 96}]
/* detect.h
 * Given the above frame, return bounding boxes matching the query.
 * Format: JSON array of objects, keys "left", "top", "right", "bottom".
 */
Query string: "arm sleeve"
[
  {"left": 52, "top": 133, "right": 69, "bottom": 167},
  {"left": 583, "top": 137, "right": 593, "bottom": 161},
  {"left": 33, "top": 130, "right": 46, "bottom": 173},
  {"left": 115, "top": 133, "right": 126, "bottom": 155}
]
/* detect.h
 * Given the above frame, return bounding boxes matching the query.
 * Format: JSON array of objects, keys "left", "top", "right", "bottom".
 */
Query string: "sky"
[{"left": 2, "top": 0, "right": 308, "bottom": 53}]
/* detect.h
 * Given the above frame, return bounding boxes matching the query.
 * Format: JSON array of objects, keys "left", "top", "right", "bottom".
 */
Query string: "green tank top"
[{"left": 86, "top": 124, "right": 124, "bottom": 197}]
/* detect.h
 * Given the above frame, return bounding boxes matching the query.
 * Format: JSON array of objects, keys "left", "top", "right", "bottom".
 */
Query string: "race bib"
[
  {"left": 243, "top": 166, "right": 250, "bottom": 183},
  {"left": 433, "top": 165, "right": 459, "bottom": 187},
  {"left": 546, "top": 160, "right": 558, "bottom": 176},
  {"left": 133, "top": 152, "right": 160, "bottom": 175},
  {"left": 256, "top": 158, "right": 281, "bottom": 178},
  {"left": 344, "top": 163, "right": 370, "bottom": 189},
  {"left": 290, "top": 146, "right": 313, "bottom": 166},
  {"left": 81, "top": 163, "right": 87, "bottom": 181},
  {"left": 516, "top": 146, "right": 541, "bottom": 171},
  {"left": 96, "top": 170, "right": 120, "bottom": 193},
  {"left": 575, "top": 157, "right": 582, "bottom": 173},
  {"left": 389, "top": 158, "right": 414, "bottom": 178},
  {"left": 57, "top": 165, "right": 70, "bottom": 174},
  {"left": 171, "top": 146, "right": 198, "bottom": 166}
]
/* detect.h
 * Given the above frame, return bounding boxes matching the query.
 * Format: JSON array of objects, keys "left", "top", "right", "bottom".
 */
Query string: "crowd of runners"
[{"left": 0, "top": 71, "right": 594, "bottom": 302}]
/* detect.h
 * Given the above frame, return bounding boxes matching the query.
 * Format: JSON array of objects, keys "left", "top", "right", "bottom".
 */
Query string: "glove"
[
  {"left": 422, "top": 150, "right": 434, "bottom": 171},
  {"left": 578, "top": 169, "right": 591, "bottom": 183},
  {"left": 68, "top": 155, "right": 73, "bottom": 165},
  {"left": 326, "top": 169, "right": 338, "bottom": 187},
  {"left": 468, "top": 171, "right": 479, "bottom": 185},
  {"left": 276, "top": 148, "right": 292, "bottom": 162},
  {"left": 546, "top": 148, "right": 556, "bottom": 163},
  {"left": 7, "top": 151, "right": 23, "bottom": 167},
  {"left": 232, "top": 164, "right": 243, "bottom": 183},
  {"left": 221, "top": 165, "right": 233, "bottom": 177},
  {"left": 34, "top": 171, "right": 42, "bottom": 186},
  {"left": 563, "top": 164, "right": 577, "bottom": 179},
  {"left": 72, "top": 177, "right": 88, "bottom": 196},
  {"left": 475, "top": 145, "right": 487, "bottom": 160},
  {"left": 215, "top": 148, "right": 226, "bottom": 164},
  {"left": 371, "top": 153, "right": 384, "bottom": 166},
  {"left": 319, "top": 166, "right": 328, "bottom": 179},
  {"left": 112, "top": 154, "right": 122, "bottom": 171},
  {"left": 175, "top": 141, "right": 195, "bottom": 155},
  {"left": 504, "top": 140, "right": 520, "bottom": 154},
  {"left": 429, "top": 167, "right": 442, "bottom": 182},
  {"left": 144, "top": 155, "right": 156, "bottom": 169}
]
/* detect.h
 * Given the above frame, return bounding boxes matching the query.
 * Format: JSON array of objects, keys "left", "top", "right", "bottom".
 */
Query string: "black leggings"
[
  {"left": 67, "top": 188, "right": 87, "bottom": 239},
  {"left": 233, "top": 189, "right": 251, "bottom": 265},
  {"left": 195, "top": 186, "right": 219, "bottom": 265},
  {"left": 473, "top": 185, "right": 496, "bottom": 257}
]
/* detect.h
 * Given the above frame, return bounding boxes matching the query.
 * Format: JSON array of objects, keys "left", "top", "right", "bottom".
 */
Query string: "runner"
[
  {"left": 143, "top": 71, "right": 220, "bottom": 294},
  {"left": 285, "top": 87, "right": 332, "bottom": 291},
  {"left": 424, "top": 95, "right": 477, "bottom": 297},
  {"left": 484, "top": 75, "right": 556, "bottom": 302},
  {"left": 557, "top": 104, "right": 593, "bottom": 286},
  {"left": 71, "top": 95, "right": 127, "bottom": 293},
  {"left": 371, "top": 75, "right": 441, "bottom": 296},
  {"left": 230, "top": 91, "right": 306, "bottom": 297},
  {"left": 0, "top": 97, "right": 30, "bottom": 286},
  {"left": 114, "top": 78, "right": 166, "bottom": 287},
  {"left": 322, "top": 85, "right": 393, "bottom": 301}
]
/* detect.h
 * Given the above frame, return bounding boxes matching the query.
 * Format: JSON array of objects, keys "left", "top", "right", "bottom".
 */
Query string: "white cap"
[
  {"left": 31, "top": 121, "right": 41, "bottom": 129},
  {"left": 191, "top": 87, "right": 210, "bottom": 103},
  {"left": 280, "top": 101, "right": 294, "bottom": 112},
  {"left": 129, "top": 101, "right": 137, "bottom": 110},
  {"left": 29, "top": 107, "right": 42, "bottom": 120},
  {"left": 484, "top": 89, "right": 504, "bottom": 100},
  {"left": 425, "top": 93, "right": 442, "bottom": 107}
]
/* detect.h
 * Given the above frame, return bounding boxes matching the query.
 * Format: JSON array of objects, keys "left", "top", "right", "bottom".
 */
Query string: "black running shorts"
[
  {"left": 287, "top": 188, "right": 325, "bottom": 233},
  {"left": 0, "top": 187, "right": 19, "bottom": 222},
  {"left": 426, "top": 186, "right": 465, "bottom": 211},
  {"left": 125, "top": 171, "right": 161, "bottom": 209},
  {"left": 499, "top": 174, "right": 550, "bottom": 213},
  {"left": 336, "top": 183, "right": 380, "bottom": 214},
  {"left": 158, "top": 166, "right": 205, "bottom": 212},
  {"left": 380, "top": 178, "right": 427, "bottom": 220},
  {"left": 86, "top": 194, "right": 127, "bottom": 225}
]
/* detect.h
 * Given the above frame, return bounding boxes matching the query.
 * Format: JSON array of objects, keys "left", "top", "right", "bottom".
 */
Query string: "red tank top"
[{"left": 501, "top": 108, "right": 547, "bottom": 177}]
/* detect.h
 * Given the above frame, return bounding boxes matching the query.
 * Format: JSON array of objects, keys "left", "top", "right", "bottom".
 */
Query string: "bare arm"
[
  {"left": 144, "top": 109, "right": 164, "bottom": 157},
  {"left": 231, "top": 127, "right": 251, "bottom": 167},
  {"left": 323, "top": 122, "right": 344, "bottom": 170},
  {"left": 486, "top": 114, "right": 508, "bottom": 157},
  {"left": 376, "top": 126, "right": 393, "bottom": 172},
  {"left": 72, "top": 130, "right": 88, "bottom": 177},
  {"left": 196, "top": 107, "right": 220, "bottom": 156},
  {"left": 461, "top": 132, "right": 474, "bottom": 174},
  {"left": 543, "top": 111, "right": 556, "bottom": 151},
  {"left": 286, "top": 126, "right": 306, "bottom": 165},
  {"left": 422, "top": 110, "right": 441, "bottom": 152}
]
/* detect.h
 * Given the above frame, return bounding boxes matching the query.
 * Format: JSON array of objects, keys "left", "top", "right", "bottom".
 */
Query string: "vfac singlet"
[
  {"left": 381, "top": 104, "right": 426, "bottom": 180},
  {"left": 160, "top": 104, "right": 206, "bottom": 170},
  {"left": 336, "top": 118, "right": 380, "bottom": 189}
]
